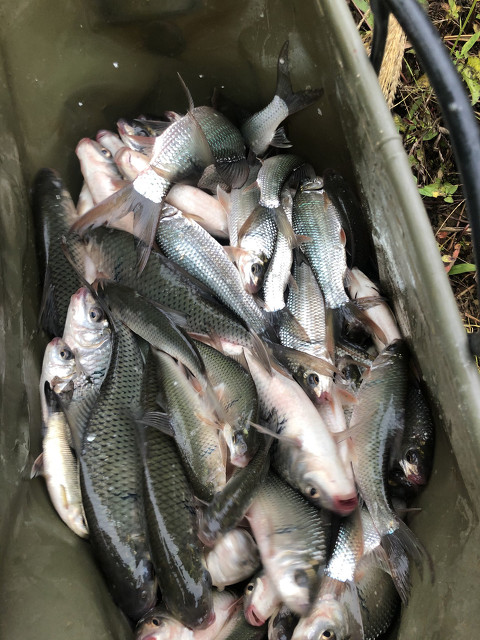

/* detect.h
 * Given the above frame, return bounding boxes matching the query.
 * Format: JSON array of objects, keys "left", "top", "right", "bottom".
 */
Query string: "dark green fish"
[
  {"left": 268, "top": 605, "right": 298, "bottom": 640},
  {"left": 140, "top": 425, "right": 214, "bottom": 629},
  {"left": 33, "top": 168, "right": 81, "bottom": 336},
  {"left": 79, "top": 320, "right": 156, "bottom": 621},
  {"left": 194, "top": 340, "right": 259, "bottom": 468},
  {"left": 389, "top": 384, "right": 435, "bottom": 497},
  {"left": 154, "top": 350, "right": 226, "bottom": 502},
  {"left": 350, "top": 340, "right": 428, "bottom": 604},
  {"left": 198, "top": 436, "right": 270, "bottom": 546},
  {"left": 155, "top": 209, "right": 272, "bottom": 338}
]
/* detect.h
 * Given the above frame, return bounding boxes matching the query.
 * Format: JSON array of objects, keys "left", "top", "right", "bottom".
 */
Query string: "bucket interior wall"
[{"left": 1, "top": 0, "right": 480, "bottom": 637}]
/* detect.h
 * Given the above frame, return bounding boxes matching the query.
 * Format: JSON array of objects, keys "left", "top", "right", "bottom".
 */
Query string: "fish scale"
[
  {"left": 33, "top": 168, "right": 81, "bottom": 336},
  {"left": 155, "top": 211, "right": 269, "bottom": 336},
  {"left": 79, "top": 319, "right": 156, "bottom": 622},
  {"left": 141, "top": 425, "right": 214, "bottom": 629},
  {"left": 293, "top": 187, "right": 349, "bottom": 309}
]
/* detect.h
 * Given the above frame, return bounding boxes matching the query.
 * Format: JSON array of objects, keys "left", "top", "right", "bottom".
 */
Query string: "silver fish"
[{"left": 204, "top": 529, "right": 260, "bottom": 590}]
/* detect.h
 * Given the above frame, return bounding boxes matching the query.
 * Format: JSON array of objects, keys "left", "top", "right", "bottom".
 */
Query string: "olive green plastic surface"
[{"left": 1, "top": 0, "right": 479, "bottom": 638}]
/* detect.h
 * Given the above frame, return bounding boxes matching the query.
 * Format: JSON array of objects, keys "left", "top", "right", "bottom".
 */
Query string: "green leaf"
[
  {"left": 444, "top": 196, "right": 454, "bottom": 203},
  {"left": 461, "top": 31, "right": 480, "bottom": 57},
  {"left": 422, "top": 129, "right": 437, "bottom": 141},
  {"left": 419, "top": 184, "right": 438, "bottom": 197},
  {"left": 448, "top": 263, "right": 477, "bottom": 275}
]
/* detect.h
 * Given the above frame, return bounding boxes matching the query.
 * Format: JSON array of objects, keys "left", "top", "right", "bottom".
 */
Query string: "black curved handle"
[{"left": 370, "top": 0, "right": 480, "bottom": 354}]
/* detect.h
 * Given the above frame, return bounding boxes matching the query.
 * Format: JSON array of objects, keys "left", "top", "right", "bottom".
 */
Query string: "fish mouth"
[
  {"left": 244, "top": 605, "right": 265, "bottom": 626},
  {"left": 331, "top": 495, "right": 358, "bottom": 515},
  {"left": 195, "top": 609, "right": 216, "bottom": 630}
]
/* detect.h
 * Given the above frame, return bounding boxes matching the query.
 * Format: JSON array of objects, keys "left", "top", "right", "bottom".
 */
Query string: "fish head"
[
  {"left": 42, "top": 337, "right": 77, "bottom": 391},
  {"left": 223, "top": 419, "right": 258, "bottom": 467},
  {"left": 399, "top": 446, "right": 427, "bottom": 486},
  {"left": 75, "top": 137, "right": 114, "bottom": 172},
  {"left": 244, "top": 572, "right": 276, "bottom": 626},
  {"left": 300, "top": 470, "right": 358, "bottom": 516},
  {"left": 64, "top": 287, "right": 110, "bottom": 350},
  {"left": 135, "top": 607, "right": 191, "bottom": 640},
  {"left": 293, "top": 597, "right": 350, "bottom": 640},
  {"left": 275, "top": 561, "right": 319, "bottom": 616},
  {"left": 237, "top": 251, "right": 267, "bottom": 294},
  {"left": 300, "top": 367, "right": 333, "bottom": 405}
]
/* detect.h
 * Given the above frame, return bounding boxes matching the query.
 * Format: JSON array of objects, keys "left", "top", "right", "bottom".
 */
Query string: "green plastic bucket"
[{"left": 1, "top": 1, "right": 479, "bottom": 637}]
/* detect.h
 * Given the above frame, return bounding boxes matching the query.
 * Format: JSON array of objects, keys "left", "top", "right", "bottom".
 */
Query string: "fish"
[
  {"left": 262, "top": 188, "right": 294, "bottom": 313},
  {"left": 153, "top": 350, "right": 227, "bottom": 502},
  {"left": 76, "top": 181, "right": 95, "bottom": 216},
  {"left": 247, "top": 472, "right": 330, "bottom": 616},
  {"left": 155, "top": 209, "right": 273, "bottom": 338},
  {"left": 62, "top": 287, "right": 112, "bottom": 386},
  {"left": 78, "top": 319, "right": 157, "bottom": 620},
  {"left": 389, "top": 384, "right": 435, "bottom": 496},
  {"left": 140, "top": 424, "right": 214, "bottom": 629},
  {"left": 204, "top": 529, "right": 260, "bottom": 590},
  {"left": 198, "top": 436, "right": 270, "bottom": 546},
  {"left": 244, "top": 350, "right": 357, "bottom": 515},
  {"left": 224, "top": 163, "right": 261, "bottom": 248},
  {"left": 241, "top": 41, "right": 323, "bottom": 156},
  {"left": 349, "top": 340, "right": 428, "bottom": 603},
  {"left": 214, "top": 598, "right": 267, "bottom": 640},
  {"left": 32, "top": 168, "right": 81, "bottom": 336},
  {"left": 243, "top": 570, "right": 281, "bottom": 627},
  {"left": 117, "top": 117, "right": 158, "bottom": 156},
  {"left": 73, "top": 106, "right": 215, "bottom": 268},
  {"left": 194, "top": 339, "right": 259, "bottom": 467},
  {"left": 291, "top": 507, "right": 399, "bottom": 640},
  {"left": 39, "top": 337, "right": 78, "bottom": 427},
  {"left": 95, "top": 129, "right": 126, "bottom": 158},
  {"left": 268, "top": 606, "right": 298, "bottom": 640},
  {"left": 75, "top": 137, "right": 126, "bottom": 205},
  {"left": 31, "top": 386, "right": 88, "bottom": 538},
  {"left": 114, "top": 146, "right": 150, "bottom": 180},
  {"left": 135, "top": 591, "right": 241, "bottom": 640},
  {"left": 347, "top": 267, "right": 401, "bottom": 351}
]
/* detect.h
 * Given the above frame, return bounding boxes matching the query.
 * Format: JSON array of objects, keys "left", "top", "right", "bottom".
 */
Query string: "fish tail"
[
  {"left": 70, "top": 182, "right": 163, "bottom": 272},
  {"left": 380, "top": 517, "right": 432, "bottom": 605},
  {"left": 276, "top": 41, "right": 324, "bottom": 115}
]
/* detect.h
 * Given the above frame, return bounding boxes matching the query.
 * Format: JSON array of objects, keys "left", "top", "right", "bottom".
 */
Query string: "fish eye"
[
  {"left": 321, "top": 631, "right": 336, "bottom": 640},
  {"left": 251, "top": 263, "right": 262, "bottom": 276},
  {"left": 307, "top": 372, "right": 320, "bottom": 387},
  {"left": 405, "top": 449, "right": 419, "bottom": 465},
  {"left": 100, "top": 146, "right": 112, "bottom": 158},
  {"left": 89, "top": 306, "right": 104, "bottom": 322},
  {"left": 151, "top": 617, "right": 162, "bottom": 627},
  {"left": 59, "top": 347, "right": 73, "bottom": 360},
  {"left": 306, "top": 485, "right": 317, "bottom": 497},
  {"left": 293, "top": 569, "right": 309, "bottom": 588},
  {"left": 246, "top": 582, "right": 254, "bottom": 592}
]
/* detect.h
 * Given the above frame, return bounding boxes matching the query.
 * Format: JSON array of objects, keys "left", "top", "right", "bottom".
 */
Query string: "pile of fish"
[{"left": 32, "top": 41, "right": 435, "bottom": 640}]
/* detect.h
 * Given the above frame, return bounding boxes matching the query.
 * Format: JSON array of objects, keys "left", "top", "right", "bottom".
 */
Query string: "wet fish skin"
[
  {"left": 155, "top": 210, "right": 272, "bottom": 338},
  {"left": 79, "top": 320, "right": 156, "bottom": 621},
  {"left": 241, "top": 41, "right": 323, "bottom": 156},
  {"left": 33, "top": 168, "right": 81, "bottom": 336},
  {"left": 257, "top": 155, "right": 313, "bottom": 210},
  {"left": 192, "top": 105, "right": 249, "bottom": 188},
  {"left": 141, "top": 425, "right": 214, "bottom": 629},
  {"left": 32, "top": 393, "right": 88, "bottom": 539},
  {"left": 39, "top": 337, "right": 77, "bottom": 426},
  {"left": 100, "top": 281, "right": 209, "bottom": 392},
  {"left": 75, "top": 137, "right": 125, "bottom": 205},
  {"left": 135, "top": 590, "right": 240, "bottom": 640},
  {"left": 389, "top": 384, "right": 435, "bottom": 496},
  {"left": 350, "top": 340, "right": 426, "bottom": 604},
  {"left": 244, "top": 570, "right": 281, "bottom": 627},
  {"left": 204, "top": 529, "right": 260, "bottom": 589},
  {"left": 247, "top": 472, "right": 331, "bottom": 617},
  {"left": 198, "top": 436, "right": 270, "bottom": 546},
  {"left": 79, "top": 227, "right": 261, "bottom": 358},
  {"left": 236, "top": 204, "right": 277, "bottom": 294},
  {"left": 154, "top": 350, "right": 226, "bottom": 502},
  {"left": 227, "top": 163, "right": 261, "bottom": 247},
  {"left": 268, "top": 605, "right": 298, "bottom": 640},
  {"left": 194, "top": 340, "right": 259, "bottom": 468},
  {"left": 63, "top": 287, "right": 112, "bottom": 386},
  {"left": 293, "top": 186, "right": 349, "bottom": 311},
  {"left": 244, "top": 350, "right": 357, "bottom": 515}
]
